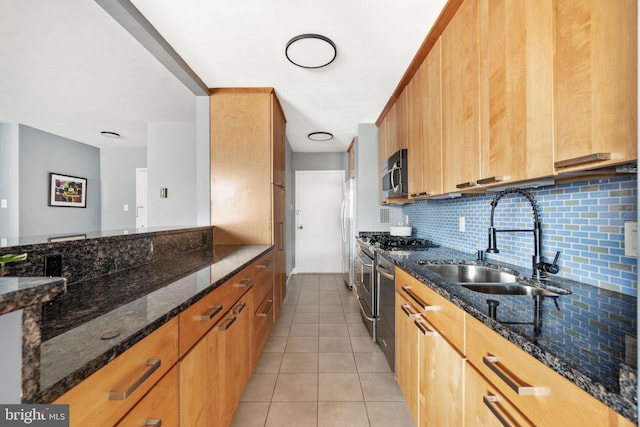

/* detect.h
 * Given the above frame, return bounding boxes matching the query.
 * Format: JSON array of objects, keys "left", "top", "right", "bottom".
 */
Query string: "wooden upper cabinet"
[
  {"left": 478, "top": 0, "right": 554, "bottom": 186},
  {"left": 347, "top": 139, "right": 355, "bottom": 179},
  {"left": 422, "top": 39, "right": 443, "bottom": 196},
  {"left": 554, "top": 0, "right": 637, "bottom": 173},
  {"left": 272, "top": 94, "right": 287, "bottom": 187},
  {"left": 395, "top": 88, "right": 409, "bottom": 153},
  {"left": 441, "top": 0, "right": 481, "bottom": 194},
  {"left": 378, "top": 118, "right": 388, "bottom": 203},
  {"left": 407, "top": 66, "right": 425, "bottom": 198},
  {"left": 210, "top": 88, "right": 285, "bottom": 244}
]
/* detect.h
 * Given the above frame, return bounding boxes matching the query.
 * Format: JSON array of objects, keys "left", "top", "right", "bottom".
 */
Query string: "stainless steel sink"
[
  {"left": 460, "top": 283, "right": 560, "bottom": 297},
  {"left": 421, "top": 263, "right": 561, "bottom": 297},
  {"left": 422, "top": 264, "right": 518, "bottom": 284}
]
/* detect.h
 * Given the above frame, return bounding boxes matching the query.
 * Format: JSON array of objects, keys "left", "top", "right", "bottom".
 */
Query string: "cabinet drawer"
[
  {"left": 116, "top": 365, "right": 179, "bottom": 427},
  {"left": 396, "top": 267, "right": 465, "bottom": 353},
  {"left": 466, "top": 314, "right": 612, "bottom": 426},
  {"left": 254, "top": 288, "right": 274, "bottom": 361},
  {"left": 179, "top": 265, "right": 253, "bottom": 356},
  {"left": 252, "top": 250, "right": 274, "bottom": 307},
  {"left": 54, "top": 317, "right": 179, "bottom": 427}
]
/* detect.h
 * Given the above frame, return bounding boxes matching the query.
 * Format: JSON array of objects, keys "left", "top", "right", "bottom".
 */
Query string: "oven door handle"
[
  {"left": 376, "top": 265, "right": 394, "bottom": 281},
  {"left": 357, "top": 255, "right": 373, "bottom": 268},
  {"left": 356, "top": 296, "right": 376, "bottom": 322}
]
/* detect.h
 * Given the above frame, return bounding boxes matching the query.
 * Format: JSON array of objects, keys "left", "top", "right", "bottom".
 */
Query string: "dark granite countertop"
[
  {"left": 379, "top": 247, "right": 638, "bottom": 423},
  {"left": 0, "top": 277, "right": 67, "bottom": 315},
  {"left": 30, "top": 244, "right": 272, "bottom": 403}
]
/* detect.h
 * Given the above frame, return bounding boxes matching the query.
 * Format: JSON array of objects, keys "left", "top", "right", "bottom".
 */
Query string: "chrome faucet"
[{"left": 486, "top": 188, "right": 559, "bottom": 279}]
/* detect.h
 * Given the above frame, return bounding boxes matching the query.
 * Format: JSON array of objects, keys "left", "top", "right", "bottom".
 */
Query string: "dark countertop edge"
[
  {"left": 29, "top": 244, "right": 273, "bottom": 404},
  {"left": 380, "top": 251, "right": 638, "bottom": 423},
  {"left": 0, "top": 277, "right": 67, "bottom": 315}
]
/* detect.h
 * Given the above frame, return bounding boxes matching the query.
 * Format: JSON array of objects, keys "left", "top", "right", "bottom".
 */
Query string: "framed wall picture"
[{"left": 49, "top": 173, "right": 87, "bottom": 208}]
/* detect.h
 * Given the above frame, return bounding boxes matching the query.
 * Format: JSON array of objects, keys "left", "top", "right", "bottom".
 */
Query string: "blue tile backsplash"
[{"left": 402, "top": 175, "right": 638, "bottom": 296}]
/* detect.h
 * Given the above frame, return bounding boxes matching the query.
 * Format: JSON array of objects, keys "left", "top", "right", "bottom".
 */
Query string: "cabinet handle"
[
  {"left": 218, "top": 315, "right": 237, "bottom": 331},
  {"left": 456, "top": 180, "right": 477, "bottom": 189},
  {"left": 401, "top": 286, "right": 440, "bottom": 312},
  {"left": 256, "top": 259, "right": 273, "bottom": 269},
  {"left": 109, "top": 359, "right": 161, "bottom": 400},
  {"left": 377, "top": 265, "right": 394, "bottom": 281},
  {"left": 410, "top": 192, "right": 433, "bottom": 197},
  {"left": 483, "top": 356, "right": 548, "bottom": 396},
  {"left": 257, "top": 300, "right": 274, "bottom": 317},
  {"left": 482, "top": 395, "right": 513, "bottom": 427},
  {"left": 233, "top": 278, "right": 252, "bottom": 288},
  {"left": 414, "top": 318, "right": 437, "bottom": 336},
  {"left": 146, "top": 420, "right": 162, "bottom": 427},
  {"left": 197, "top": 304, "right": 223, "bottom": 321},
  {"left": 554, "top": 152, "right": 612, "bottom": 168},
  {"left": 477, "top": 176, "right": 511, "bottom": 185},
  {"left": 233, "top": 301, "right": 247, "bottom": 315},
  {"left": 401, "top": 303, "right": 419, "bottom": 318}
]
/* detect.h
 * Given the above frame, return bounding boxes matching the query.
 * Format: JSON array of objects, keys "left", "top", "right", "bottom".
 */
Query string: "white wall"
[
  {"left": 147, "top": 121, "right": 197, "bottom": 227},
  {"left": 0, "top": 123, "right": 20, "bottom": 242},
  {"left": 100, "top": 147, "right": 147, "bottom": 230}
]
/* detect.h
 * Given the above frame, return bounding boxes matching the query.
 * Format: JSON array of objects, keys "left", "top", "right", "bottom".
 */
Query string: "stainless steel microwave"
[{"left": 381, "top": 149, "right": 408, "bottom": 198}]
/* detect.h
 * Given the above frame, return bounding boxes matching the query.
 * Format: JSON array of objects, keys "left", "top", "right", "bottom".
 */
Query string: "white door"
[
  {"left": 135, "top": 168, "right": 148, "bottom": 228},
  {"left": 295, "top": 170, "right": 345, "bottom": 273}
]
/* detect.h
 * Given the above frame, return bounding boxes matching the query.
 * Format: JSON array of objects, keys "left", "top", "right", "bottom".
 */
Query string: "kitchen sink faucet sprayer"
[{"left": 486, "top": 188, "right": 560, "bottom": 279}]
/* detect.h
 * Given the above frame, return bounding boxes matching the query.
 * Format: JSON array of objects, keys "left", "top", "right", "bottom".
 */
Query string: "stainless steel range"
[{"left": 355, "top": 232, "right": 438, "bottom": 370}]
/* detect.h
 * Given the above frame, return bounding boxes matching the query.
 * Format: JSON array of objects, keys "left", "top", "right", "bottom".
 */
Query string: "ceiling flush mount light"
[
  {"left": 308, "top": 132, "right": 334, "bottom": 141},
  {"left": 285, "top": 34, "right": 337, "bottom": 69},
  {"left": 100, "top": 131, "right": 120, "bottom": 138}
]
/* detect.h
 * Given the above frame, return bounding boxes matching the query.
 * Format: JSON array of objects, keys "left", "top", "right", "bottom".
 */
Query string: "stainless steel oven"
[{"left": 355, "top": 240, "right": 376, "bottom": 341}]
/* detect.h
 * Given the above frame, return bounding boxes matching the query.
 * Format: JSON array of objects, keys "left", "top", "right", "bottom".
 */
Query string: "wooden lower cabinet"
[
  {"left": 180, "top": 288, "right": 253, "bottom": 427},
  {"left": 395, "top": 292, "right": 420, "bottom": 422},
  {"left": 465, "top": 362, "right": 533, "bottom": 426},
  {"left": 418, "top": 316, "right": 464, "bottom": 427},
  {"left": 116, "top": 366, "right": 179, "bottom": 427}
]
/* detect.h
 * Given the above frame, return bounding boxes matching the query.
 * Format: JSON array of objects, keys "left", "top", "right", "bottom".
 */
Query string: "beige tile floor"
[{"left": 231, "top": 274, "right": 415, "bottom": 427}]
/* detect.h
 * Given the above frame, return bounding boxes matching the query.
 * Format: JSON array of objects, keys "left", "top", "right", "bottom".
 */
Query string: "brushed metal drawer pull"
[
  {"left": 257, "top": 300, "right": 273, "bottom": 317},
  {"left": 482, "top": 395, "right": 512, "bottom": 427},
  {"left": 483, "top": 356, "right": 547, "bottom": 396},
  {"left": 401, "top": 303, "right": 419, "bottom": 318},
  {"left": 477, "top": 176, "right": 511, "bottom": 185},
  {"left": 233, "top": 301, "right": 247, "bottom": 315},
  {"left": 109, "top": 359, "right": 161, "bottom": 400},
  {"left": 456, "top": 180, "right": 477, "bottom": 189},
  {"left": 234, "top": 278, "right": 252, "bottom": 288},
  {"left": 401, "top": 286, "right": 440, "bottom": 312},
  {"left": 198, "top": 304, "right": 223, "bottom": 321},
  {"left": 414, "top": 318, "right": 437, "bottom": 336},
  {"left": 256, "top": 259, "right": 273, "bottom": 268},
  {"left": 218, "top": 315, "right": 237, "bottom": 331},
  {"left": 554, "top": 152, "right": 612, "bottom": 168},
  {"left": 146, "top": 419, "right": 162, "bottom": 427}
]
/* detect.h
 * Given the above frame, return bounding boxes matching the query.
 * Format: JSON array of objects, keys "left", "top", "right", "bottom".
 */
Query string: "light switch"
[
  {"left": 624, "top": 221, "right": 638, "bottom": 257},
  {"left": 123, "top": 204, "right": 129, "bottom": 211},
  {"left": 458, "top": 217, "right": 465, "bottom": 232},
  {"left": 1, "top": 199, "right": 7, "bottom": 208}
]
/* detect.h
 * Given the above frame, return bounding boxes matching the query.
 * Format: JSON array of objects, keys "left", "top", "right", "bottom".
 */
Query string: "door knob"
[{"left": 297, "top": 225, "right": 304, "bottom": 229}]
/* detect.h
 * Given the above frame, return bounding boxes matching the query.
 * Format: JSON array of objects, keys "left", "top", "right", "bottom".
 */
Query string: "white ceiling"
[{"left": 0, "top": 0, "right": 447, "bottom": 153}]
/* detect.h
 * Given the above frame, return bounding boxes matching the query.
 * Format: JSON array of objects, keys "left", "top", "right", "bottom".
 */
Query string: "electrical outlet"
[
  {"left": 45, "top": 254, "right": 63, "bottom": 277},
  {"left": 459, "top": 217, "right": 466, "bottom": 232},
  {"left": 624, "top": 221, "right": 638, "bottom": 257}
]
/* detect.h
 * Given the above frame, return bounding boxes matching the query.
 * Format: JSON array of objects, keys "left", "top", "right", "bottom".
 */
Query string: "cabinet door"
[
  {"left": 421, "top": 38, "right": 443, "bottom": 196},
  {"left": 271, "top": 92, "right": 287, "bottom": 187},
  {"left": 465, "top": 363, "right": 533, "bottom": 427},
  {"left": 273, "top": 185, "right": 286, "bottom": 319},
  {"left": 395, "top": 88, "right": 409, "bottom": 152},
  {"left": 378, "top": 119, "right": 388, "bottom": 203},
  {"left": 407, "top": 61, "right": 425, "bottom": 198},
  {"left": 395, "top": 292, "right": 420, "bottom": 423},
  {"left": 554, "top": 0, "right": 637, "bottom": 172},
  {"left": 117, "top": 366, "right": 179, "bottom": 427},
  {"left": 441, "top": 0, "right": 480, "bottom": 193},
  {"left": 478, "top": 0, "right": 554, "bottom": 186},
  {"left": 418, "top": 317, "right": 464, "bottom": 427},
  {"left": 179, "top": 317, "right": 223, "bottom": 427}
]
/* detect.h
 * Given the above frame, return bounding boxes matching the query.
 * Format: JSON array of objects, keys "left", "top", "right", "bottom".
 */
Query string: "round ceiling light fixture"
[
  {"left": 308, "top": 132, "right": 334, "bottom": 141},
  {"left": 100, "top": 131, "right": 120, "bottom": 138},
  {"left": 285, "top": 34, "right": 337, "bottom": 69}
]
